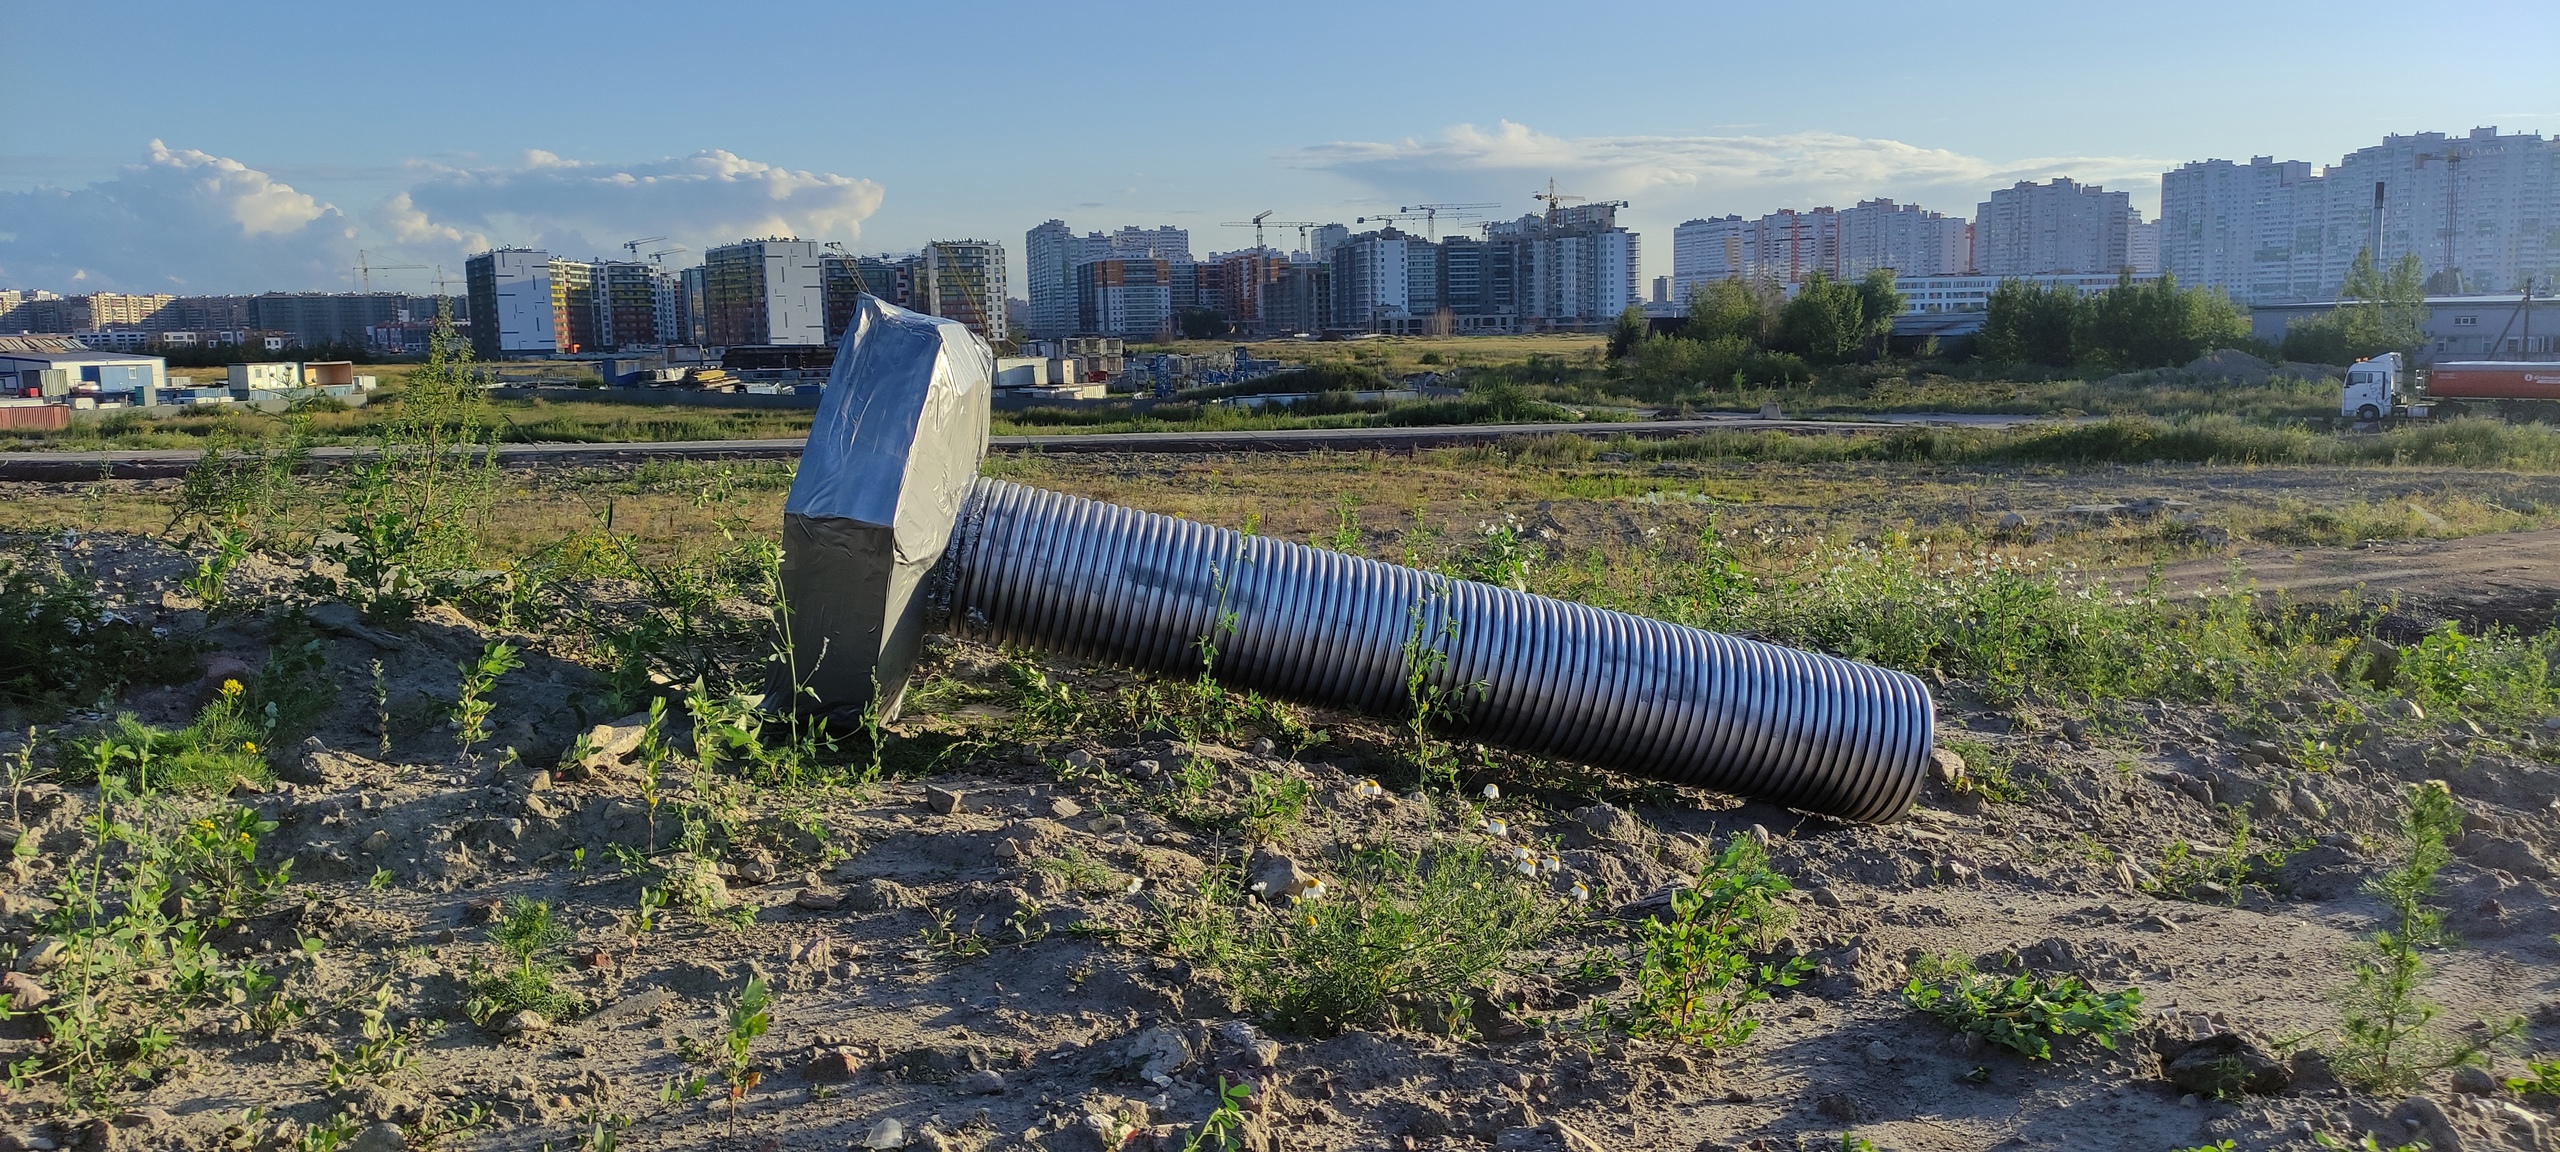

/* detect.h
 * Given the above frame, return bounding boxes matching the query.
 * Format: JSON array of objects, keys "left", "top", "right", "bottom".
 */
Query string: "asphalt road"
[{"left": 0, "top": 412, "right": 2054, "bottom": 481}]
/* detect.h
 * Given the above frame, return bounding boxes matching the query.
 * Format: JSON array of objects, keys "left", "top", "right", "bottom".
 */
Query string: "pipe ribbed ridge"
[{"left": 936, "top": 478, "right": 1932, "bottom": 823}]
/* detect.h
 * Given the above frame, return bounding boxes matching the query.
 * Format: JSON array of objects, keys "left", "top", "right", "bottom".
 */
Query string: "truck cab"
[{"left": 2341, "top": 352, "right": 2404, "bottom": 421}]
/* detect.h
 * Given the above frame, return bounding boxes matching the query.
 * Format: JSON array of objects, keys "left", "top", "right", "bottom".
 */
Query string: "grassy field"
[{"left": 2, "top": 329, "right": 2375, "bottom": 454}]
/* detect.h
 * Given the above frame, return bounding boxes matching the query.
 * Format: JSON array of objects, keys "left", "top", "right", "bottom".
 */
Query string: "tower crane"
[
  {"left": 353, "top": 249, "right": 426, "bottom": 293},
  {"left": 1353, "top": 210, "right": 1430, "bottom": 231},
  {"left": 646, "top": 245, "right": 688, "bottom": 265},
  {"left": 1397, "top": 202, "right": 1501, "bottom": 240},
  {"left": 622, "top": 236, "right": 669, "bottom": 259},
  {"left": 1220, "top": 213, "right": 1320, "bottom": 254}
]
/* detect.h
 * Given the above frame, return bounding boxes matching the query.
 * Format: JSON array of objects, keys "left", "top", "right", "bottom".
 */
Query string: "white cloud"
[
  {"left": 0, "top": 143, "right": 889, "bottom": 294},
  {"left": 0, "top": 140, "right": 356, "bottom": 293},
  {"left": 1297, "top": 120, "right": 2169, "bottom": 219},
  {"left": 382, "top": 149, "right": 885, "bottom": 264}
]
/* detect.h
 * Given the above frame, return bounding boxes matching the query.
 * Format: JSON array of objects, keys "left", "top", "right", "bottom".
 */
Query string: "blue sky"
[{"left": 4, "top": 0, "right": 2555, "bottom": 296}]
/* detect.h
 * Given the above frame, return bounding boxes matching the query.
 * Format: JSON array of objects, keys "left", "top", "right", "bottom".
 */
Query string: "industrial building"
[
  {"left": 2, "top": 343, "right": 167, "bottom": 400},
  {"left": 2249, "top": 293, "right": 2556, "bottom": 364}
]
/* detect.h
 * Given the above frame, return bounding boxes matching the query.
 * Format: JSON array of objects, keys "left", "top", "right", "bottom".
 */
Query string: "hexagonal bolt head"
[{"left": 777, "top": 296, "right": 990, "bottom": 723}]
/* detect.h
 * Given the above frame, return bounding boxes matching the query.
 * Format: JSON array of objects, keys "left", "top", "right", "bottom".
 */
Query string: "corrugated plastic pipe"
[{"left": 931, "top": 477, "right": 1932, "bottom": 824}]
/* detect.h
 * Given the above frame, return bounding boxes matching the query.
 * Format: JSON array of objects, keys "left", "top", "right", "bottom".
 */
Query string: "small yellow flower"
[
  {"left": 221, "top": 679, "right": 243, "bottom": 697},
  {"left": 242, "top": 742, "right": 258, "bottom": 754}
]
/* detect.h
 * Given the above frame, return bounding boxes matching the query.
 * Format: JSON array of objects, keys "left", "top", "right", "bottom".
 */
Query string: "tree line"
[
  {"left": 2277, "top": 251, "right": 2427, "bottom": 365},
  {"left": 1610, "top": 270, "right": 1907, "bottom": 400},
  {"left": 1975, "top": 272, "right": 2251, "bottom": 370},
  {"left": 1608, "top": 267, "right": 2281, "bottom": 400}
]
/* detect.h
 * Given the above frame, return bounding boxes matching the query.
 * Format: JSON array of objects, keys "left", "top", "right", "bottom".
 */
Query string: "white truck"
[
  {"left": 2339, "top": 353, "right": 2415, "bottom": 422},
  {"left": 2341, "top": 352, "right": 2560, "bottom": 422}
]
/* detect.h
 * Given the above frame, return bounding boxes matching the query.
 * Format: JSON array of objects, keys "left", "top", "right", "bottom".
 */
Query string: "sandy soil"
[{"left": 0, "top": 530, "right": 2554, "bottom": 1152}]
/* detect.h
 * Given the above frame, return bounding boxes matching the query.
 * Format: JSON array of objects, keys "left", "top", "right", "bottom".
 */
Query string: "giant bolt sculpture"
[{"left": 780, "top": 298, "right": 1934, "bottom": 824}]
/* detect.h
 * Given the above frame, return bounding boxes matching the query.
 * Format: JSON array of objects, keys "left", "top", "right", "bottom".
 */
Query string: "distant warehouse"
[{"left": 0, "top": 337, "right": 166, "bottom": 400}]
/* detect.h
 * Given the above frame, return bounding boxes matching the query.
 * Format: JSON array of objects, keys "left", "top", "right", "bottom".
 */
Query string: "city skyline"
[{"left": 4, "top": 0, "right": 2552, "bottom": 298}]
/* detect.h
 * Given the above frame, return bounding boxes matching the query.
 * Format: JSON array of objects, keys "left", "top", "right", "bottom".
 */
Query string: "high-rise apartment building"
[
  {"left": 1671, "top": 199, "right": 1967, "bottom": 299},
  {"left": 1329, "top": 230, "right": 1414, "bottom": 331},
  {"left": 1024, "top": 220, "right": 1078, "bottom": 339},
  {"left": 819, "top": 253, "right": 871, "bottom": 342},
  {"left": 1193, "top": 250, "right": 1287, "bottom": 330},
  {"left": 915, "top": 240, "right": 1007, "bottom": 343},
  {"left": 2161, "top": 128, "right": 2560, "bottom": 303},
  {"left": 548, "top": 259, "right": 597, "bottom": 353},
  {"left": 1972, "top": 178, "right": 2132, "bottom": 277},
  {"left": 1309, "top": 224, "right": 1350, "bottom": 264},
  {"left": 583, "top": 260, "right": 679, "bottom": 350},
  {"left": 1484, "top": 203, "right": 1638, "bottom": 330},
  {"left": 701, "top": 238, "right": 828, "bottom": 346},
  {"left": 1076, "top": 259, "right": 1173, "bottom": 338},
  {"left": 465, "top": 249, "right": 559, "bottom": 359},
  {"left": 1024, "top": 221, "right": 1193, "bottom": 338},
  {"left": 676, "top": 267, "right": 707, "bottom": 345},
  {"left": 2128, "top": 210, "right": 2161, "bottom": 275}
]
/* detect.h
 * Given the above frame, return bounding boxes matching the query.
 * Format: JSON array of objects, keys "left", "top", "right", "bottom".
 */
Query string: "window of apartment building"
[{"left": 2454, "top": 315, "right": 2478, "bottom": 326}]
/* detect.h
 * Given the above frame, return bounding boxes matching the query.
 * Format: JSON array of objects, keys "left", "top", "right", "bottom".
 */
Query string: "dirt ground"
[{"left": 0, "top": 464, "right": 2557, "bottom": 1152}]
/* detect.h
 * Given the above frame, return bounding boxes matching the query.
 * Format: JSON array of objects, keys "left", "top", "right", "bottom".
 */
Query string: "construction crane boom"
[
  {"left": 1398, "top": 202, "right": 1501, "bottom": 239},
  {"left": 622, "top": 236, "right": 669, "bottom": 258},
  {"left": 1220, "top": 213, "right": 1319, "bottom": 254},
  {"left": 353, "top": 249, "right": 426, "bottom": 293},
  {"left": 1532, "top": 179, "right": 1587, "bottom": 223}
]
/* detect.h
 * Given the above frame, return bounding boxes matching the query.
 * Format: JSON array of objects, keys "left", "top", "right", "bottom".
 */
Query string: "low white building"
[{"left": 1883, "top": 271, "right": 2164, "bottom": 314}]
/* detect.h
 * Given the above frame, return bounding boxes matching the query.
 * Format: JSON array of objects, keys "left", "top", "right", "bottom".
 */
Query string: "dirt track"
[{"left": 2147, "top": 528, "right": 2560, "bottom": 635}]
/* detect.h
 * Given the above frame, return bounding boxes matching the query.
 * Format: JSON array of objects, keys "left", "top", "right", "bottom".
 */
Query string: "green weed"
[
  {"left": 1622, "top": 835, "right": 1810, "bottom": 1049},
  {"left": 1181, "top": 1077, "right": 1256, "bottom": 1152},
  {"left": 1032, "top": 847, "right": 1122, "bottom": 894},
  {"left": 1229, "top": 840, "right": 1560, "bottom": 1035},
  {"left": 2333, "top": 780, "right": 2518, "bottom": 1092},
  {"left": 466, "top": 898, "right": 581, "bottom": 1025},
  {"left": 451, "top": 640, "right": 523, "bottom": 757},
  {"left": 2507, "top": 1056, "right": 2560, "bottom": 1096},
  {"left": 2397, "top": 621, "right": 2560, "bottom": 731},
  {"left": 179, "top": 526, "right": 249, "bottom": 615},
  {"left": 2144, "top": 811, "right": 2303, "bottom": 905},
  {"left": 321, "top": 309, "right": 499, "bottom": 620},
  {"left": 1901, "top": 960, "right": 2141, "bottom": 1060},
  {"left": 0, "top": 553, "right": 184, "bottom": 717},
  {"left": 721, "top": 975, "right": 771, "bottom": 1119},
  {"left": 7, "top": 749, "right": 290, "bottom": 1103}
]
